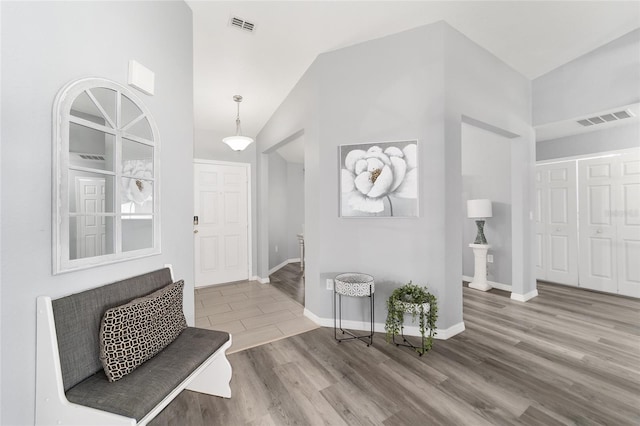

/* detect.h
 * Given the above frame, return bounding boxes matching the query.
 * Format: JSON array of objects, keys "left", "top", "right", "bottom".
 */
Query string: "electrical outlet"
[
  {"left": 326, "top": 278, "right": 334, "bottom": 290},
  {"left": 487, "top": 254, "right": 494, "bottom": 263},
  {"left": 275, "top": 245, "right": 278, "bottom": 253}
]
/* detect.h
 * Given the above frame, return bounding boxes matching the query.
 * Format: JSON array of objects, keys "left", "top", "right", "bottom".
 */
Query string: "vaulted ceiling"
[{"left": 188, "top": 1, "right": 640, "bottom": 145}]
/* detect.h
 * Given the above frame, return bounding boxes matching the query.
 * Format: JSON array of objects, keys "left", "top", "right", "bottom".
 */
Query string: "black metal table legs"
[{"left": 333, "top": 289, "right": 374, "bottom": 346}]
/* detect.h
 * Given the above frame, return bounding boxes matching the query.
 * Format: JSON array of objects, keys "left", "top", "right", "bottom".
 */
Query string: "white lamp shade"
[
  {"left": 222, "top": 135, "right": 254, "bottom": 151},
  {"left": 467, "top": 199, "right": 492, "bottom": 218}
]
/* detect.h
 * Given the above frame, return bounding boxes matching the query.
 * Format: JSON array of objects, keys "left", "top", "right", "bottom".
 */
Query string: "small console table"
[{"left": 333, "top": 273, "right": 375, "bottom": 346}]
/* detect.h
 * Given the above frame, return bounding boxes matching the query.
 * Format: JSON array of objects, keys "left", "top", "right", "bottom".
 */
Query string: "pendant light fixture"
[{"left": 222, "top": 95, "right": 254, "bottom": 151}]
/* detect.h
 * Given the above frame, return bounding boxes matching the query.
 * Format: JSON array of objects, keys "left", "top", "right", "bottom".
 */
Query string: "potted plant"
[{"left": 385, "top": 281, "right": 438, "bottom": 355}]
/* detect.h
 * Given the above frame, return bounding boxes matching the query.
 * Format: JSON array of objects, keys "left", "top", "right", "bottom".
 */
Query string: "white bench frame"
[{"left": 35, "top": 266, "right": 232, "bottom": 426}]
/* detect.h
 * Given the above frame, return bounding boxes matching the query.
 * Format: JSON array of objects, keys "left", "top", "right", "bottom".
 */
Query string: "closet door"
[
  {"left": 616, "top": 155, "right": 640, "bottom": 297},
  {"left": 535, "top": 169, "right": 546, "bottom": 280},
  {"left": 535, "top": 162, "right": 579, "bottom": 285},
  {"left": 579, "top": 152, "right": 640, "bottom": 296},
  {"left": 578, "top": 157, "right": 618, "bottom": 293}
]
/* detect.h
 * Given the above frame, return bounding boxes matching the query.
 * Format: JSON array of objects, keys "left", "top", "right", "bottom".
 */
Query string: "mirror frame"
[{"left": 52, "top": 77, "right": 161, "bottom": 274}]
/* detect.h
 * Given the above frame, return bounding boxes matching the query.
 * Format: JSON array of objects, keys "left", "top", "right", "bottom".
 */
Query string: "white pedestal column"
[
  {"left": 297, "top": 233, "right": 305, "bottom": 271},
  {"left": 469, "top": 243, "right": 491, "bottom": 291}
]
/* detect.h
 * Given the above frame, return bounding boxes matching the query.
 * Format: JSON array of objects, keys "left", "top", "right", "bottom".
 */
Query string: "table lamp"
[{"left": 467, "top": 199, "right": 492, "bottom": 244}]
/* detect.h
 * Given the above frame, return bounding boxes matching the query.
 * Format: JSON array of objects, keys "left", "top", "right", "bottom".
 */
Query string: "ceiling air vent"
[
  {"left": 577, "top": 109, "right": 635, "bottom": 127},
  {"left": 230, "top": 16, "right": 256, "bottom": 33}
]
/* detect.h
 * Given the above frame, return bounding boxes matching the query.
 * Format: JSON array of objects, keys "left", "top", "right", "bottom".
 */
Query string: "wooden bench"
[{"left": 35, "top": 266, "right": 232, "bottom": 425}]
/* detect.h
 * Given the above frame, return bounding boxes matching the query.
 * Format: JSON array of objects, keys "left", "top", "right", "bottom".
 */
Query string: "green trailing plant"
[{"left": 385, "top": 281, "right": 438, "bottom": 355}]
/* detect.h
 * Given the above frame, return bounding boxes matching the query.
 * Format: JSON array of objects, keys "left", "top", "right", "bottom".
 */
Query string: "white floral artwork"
[
  {"left": 121, "top": 160, "right": 153, "bottom": 215},
  {"left": 340, "top": 140, "right": 418, "bottom": 217}
]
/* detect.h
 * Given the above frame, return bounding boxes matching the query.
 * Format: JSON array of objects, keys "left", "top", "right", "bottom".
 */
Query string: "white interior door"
[
  {"left": 535, "top": 168, "right": 545, "bottom": 279},
  {"left": 194, "top": 161, "right": 249, "bottom": 287},
  {"left": 535, "top": 162, "right": 578, "bottom": 285},
  {"left": 579, "top": 157, "right": 619, "bottom": 293},
  {"left": 616, "top": 155, "right": 640, "bottom": 297},
  {"left": 76, "top": 177, "right": 106, "bottom": 258}
]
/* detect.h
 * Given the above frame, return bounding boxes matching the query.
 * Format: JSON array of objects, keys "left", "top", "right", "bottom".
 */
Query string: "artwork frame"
[{"left": 339, "top": 140, "right": 419, "bottom": 218}]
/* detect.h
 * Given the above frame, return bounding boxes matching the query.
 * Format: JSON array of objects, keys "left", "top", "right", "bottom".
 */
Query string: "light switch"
[{"left": 128, "top": 60, "right": 155, "bottom": 95}]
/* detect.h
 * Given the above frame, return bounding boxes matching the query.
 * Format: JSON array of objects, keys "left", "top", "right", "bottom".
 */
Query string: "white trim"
[
  {"left": 510, "top": 289, "right": 539, "bottom": 302},
  {"left": 193, "top": 159, "right": 252, "bottom": 284},
  {"left": 536, "top": 147, "right": 640, "bottom": 165},
  {"left": 268, "top": 258, "right": 301, "bottom": 275},
  {"left": 462, "top": 275, "right": 512, "bottom": 292},
  {"left": 249, "top": 275, "right": 271, "bottom": 284},
  {"left": 302, "top": 308, "right": 465, "bottom": 340},
  {"left": 163, "top": 263, "right": 174, "bottom": 280}
]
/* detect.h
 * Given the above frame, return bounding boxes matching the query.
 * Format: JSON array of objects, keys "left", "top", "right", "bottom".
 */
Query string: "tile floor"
[{"left": 194, "top": 279, "right": 319, "bottom": 353}]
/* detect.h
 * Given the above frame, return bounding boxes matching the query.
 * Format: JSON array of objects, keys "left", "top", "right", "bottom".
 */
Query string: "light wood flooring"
[
  {"left": 194, "top": 271, "right": 317, "bottom": 354},
  {"left": 153, "top": 282, "right": 640, "bottom": 425}
]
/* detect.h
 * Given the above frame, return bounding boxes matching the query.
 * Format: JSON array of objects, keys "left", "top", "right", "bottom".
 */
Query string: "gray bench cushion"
[
  {"left": 66, "top": 327, "right": 230, "bottom": 421},
  {"left": 52, "top": 268, "right": 173, "bottom": 391}
]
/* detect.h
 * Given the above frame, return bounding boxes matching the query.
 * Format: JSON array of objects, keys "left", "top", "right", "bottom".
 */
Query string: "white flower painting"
[{"left": 340, "top": 140, "right": 418, "bottom": 217}]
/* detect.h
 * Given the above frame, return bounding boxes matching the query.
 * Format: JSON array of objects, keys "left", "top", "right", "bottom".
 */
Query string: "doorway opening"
[
  {"left": 265, "top": 132, "right": 305, "bottom": 305},
  {"left": 460, "top": 118, "right": 521, "bottom": 298}
]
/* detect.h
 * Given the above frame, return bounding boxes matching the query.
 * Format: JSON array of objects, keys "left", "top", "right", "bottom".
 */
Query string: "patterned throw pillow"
[{"left": 99, "top": 280, "right": 187, "bottom": 382}]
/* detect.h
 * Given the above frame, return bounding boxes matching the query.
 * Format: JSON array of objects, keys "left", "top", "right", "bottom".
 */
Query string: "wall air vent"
[
  {"left": 71, "top": 152, "right": 106, "bottom": 162},
  {"left": 577, "top": 109, "right": 635, "bottom": 127},
  {"left": 230, "top": 16, "right": 256, "bottom": 33},
  {"left": 79, "top": 154, "right": 106, "bottom": 161}
]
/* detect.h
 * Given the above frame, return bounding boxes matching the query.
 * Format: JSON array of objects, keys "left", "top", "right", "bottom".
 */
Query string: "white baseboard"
[
  {"left": 303, "top": 308, "right": 465, "bottom": 340},
  {"left": 258, "top": 277, "right": 270, "bottom": 284},
  {"left": 268, "top": 258, "right": 302, "bottom": 275},
  {"left": 462, "top": 275, "right": 512, "bottom": 292},
  {"left": 511, "top": 289, "right": 539, "bottom": 302}
]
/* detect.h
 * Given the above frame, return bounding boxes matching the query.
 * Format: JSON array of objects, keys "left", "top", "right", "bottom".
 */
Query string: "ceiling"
[{"left": 189, "top": 1, "right": 640, "bottom": 147}]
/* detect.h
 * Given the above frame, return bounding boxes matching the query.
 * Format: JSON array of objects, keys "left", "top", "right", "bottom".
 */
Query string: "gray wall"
[
  {"left": 462, "top": 123, "right": 512, "bottom": 286},
  {"left": 268, "top": 152, "right": 289, "bottom": 269},
  {"left": 444, "top": 28, "right": 534, "bottom": 299},
  {"left": 287, "top": 162, "right": 305, "bottom": 258},
  {"left": 257, "top": 22, "right": 534, "bottom": 331},
  {"left": 0, "top": 2, "right": 194, "bottom": 424},
  {"left": 537, "top": 122, "right": 640, "bottom": 161},
  {"left": 267, "top": 153, "right": 305, "bottom": 270},
  {"left": 533, "top": 29, "right": 640, "bottom": 126}
]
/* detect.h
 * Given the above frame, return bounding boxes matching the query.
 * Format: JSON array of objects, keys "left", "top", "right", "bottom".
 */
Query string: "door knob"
[
  {"left": 194, "top": 229, "right": 199, "bottom": 234},
  {"left": 596, "top": 229, "right": 602, "bottom": 234}
]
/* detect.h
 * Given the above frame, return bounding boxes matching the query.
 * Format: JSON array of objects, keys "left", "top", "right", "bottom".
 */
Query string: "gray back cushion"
[{"left": 52, "top": 268, "right": 173, "bottom": 391}]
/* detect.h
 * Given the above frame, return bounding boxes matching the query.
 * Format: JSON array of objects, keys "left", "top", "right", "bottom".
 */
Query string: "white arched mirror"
[{"left": 53, "top": 77, "right": 160, "bottom": 274}]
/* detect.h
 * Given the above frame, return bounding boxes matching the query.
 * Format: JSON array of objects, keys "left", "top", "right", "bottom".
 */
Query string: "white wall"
[
  {"left": 462, "top": 123, "right": 512, "bottom": 286},
  {"left": 0, "top": 2, "right": 194, "bottom": 424},
  {"left": 257, "top": 21, "right": 534, "bottom": 332},
  {"left": 533, "top": 29, "right": 640, "bottom": 126},
  {"left": 537, "top": 122, "right": 640, "bottom": 161}
]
